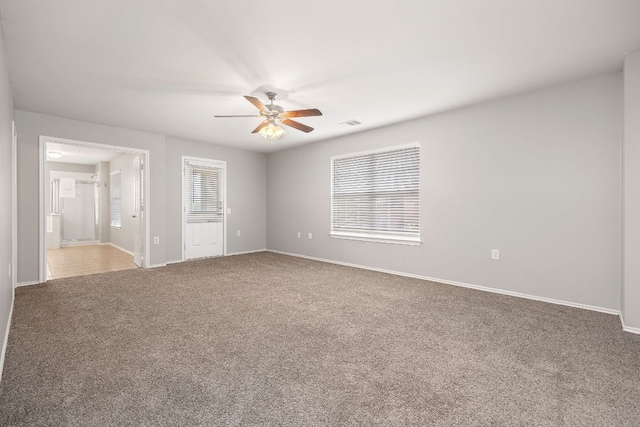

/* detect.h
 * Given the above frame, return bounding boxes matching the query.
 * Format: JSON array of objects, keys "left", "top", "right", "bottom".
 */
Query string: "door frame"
[
  {"left": 39, "top": 135, "right": 151, "bottom": 283},
  {"left": 11, "top": 121, "right": 17, "bottom": 289},
  {"left": 181, "top": 155, "right": 227, "bottom": 261},
  {"left": 132, "top": 154, "right": 144, "bottom": 267}
]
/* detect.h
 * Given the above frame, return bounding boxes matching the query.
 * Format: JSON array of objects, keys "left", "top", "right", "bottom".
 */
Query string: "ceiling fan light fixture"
[
  {"left": 259, "top": 122, "right": 285, "bottom": 140},
  {"left": 47, "top": 151, "right": 63, "bottom": 159},
  {"left": 215, "top": 92, "right": 321, "bottom": 139}
]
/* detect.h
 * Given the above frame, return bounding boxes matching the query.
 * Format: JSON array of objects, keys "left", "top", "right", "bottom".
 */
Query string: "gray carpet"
[{"left": 0, "top": 252, "right": 639, "bottom": 426}]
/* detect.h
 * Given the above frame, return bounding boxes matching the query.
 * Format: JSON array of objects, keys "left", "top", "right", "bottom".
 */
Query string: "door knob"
[{"left": 132, "top": 214, "right": 137, "bottom": 218}]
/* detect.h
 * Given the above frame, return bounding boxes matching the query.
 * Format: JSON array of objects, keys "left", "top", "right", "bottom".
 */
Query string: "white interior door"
[
  {"left": 133, "top": 155, "right": 144, "bottom": 267},
  {"left": 184, "top": 157, "right": 224, "bottom": 260}
]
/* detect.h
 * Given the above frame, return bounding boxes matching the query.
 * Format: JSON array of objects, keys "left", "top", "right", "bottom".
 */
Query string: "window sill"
[{"left": 329, "top": 232, "right": 421, "bottom": 246}]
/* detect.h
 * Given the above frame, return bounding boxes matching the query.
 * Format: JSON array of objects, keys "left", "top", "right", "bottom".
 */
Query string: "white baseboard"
[
  {"left": 165, "top": 249, "right": 266, "bottom": 266},
  {"left": 620, "top": 314, "right": 640, "bottom": 335},
  {"left": 226, "top": 249, "right": 267, "bottom": 257},
  {"left": 0, "top": 287, "right": 15, "bottom": 382},
  {"left": 108, "top": 242, "right": 134, "bottom": 256},
  {"left": 147, "top": 263, "right": 167, "bottom": 268},
  {"left": 16, "top": 280, "right": 41, "bottom": 287},
  {"left": 60, "top": 240, "right": 100, "bottom": 247},
  {"left": 267, "top": 250, "right": 620, "bottom": 317}
]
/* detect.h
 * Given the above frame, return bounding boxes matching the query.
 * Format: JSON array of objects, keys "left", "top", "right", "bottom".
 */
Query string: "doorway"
[
  {"left": 39, "top": 136, "right": 150, "bottom": 282},
  {"left": 182, "top": 156, "right": 226, "bottom": 260}
]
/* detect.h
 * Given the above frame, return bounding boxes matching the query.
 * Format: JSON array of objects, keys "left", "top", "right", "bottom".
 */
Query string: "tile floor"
[{"left": 46, "top": 244, "right": 137, "bottom": 280}]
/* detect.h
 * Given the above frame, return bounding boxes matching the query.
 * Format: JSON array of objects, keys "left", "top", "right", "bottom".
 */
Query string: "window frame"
[
  {"left": 110, "top": 170, "right": 122, "bottom": 228},
  {"left": 330, "top": 142, "right": 421, "bottom": 246}
]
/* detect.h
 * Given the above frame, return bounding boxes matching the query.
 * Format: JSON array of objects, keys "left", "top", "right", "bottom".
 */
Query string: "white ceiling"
[
  {"left": 46, "top": 141, "right": 121, "bottom": 165},
  {"left": 1, "top": 0, "right": 640, "bottom": 153}
]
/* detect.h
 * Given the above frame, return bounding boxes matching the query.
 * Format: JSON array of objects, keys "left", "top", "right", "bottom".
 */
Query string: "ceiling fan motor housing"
[
  {"left": 215, "top": 92, "right": 321, "bottom": 136},
  {"left": 266, "top": 104, "right": 284, "bottom": 113}
]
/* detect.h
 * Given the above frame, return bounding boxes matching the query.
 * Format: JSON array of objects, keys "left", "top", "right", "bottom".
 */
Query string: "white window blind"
[
  {"left": 331, "top": 144, "right": 421, "bottom": 244},
  {"left": 185, "top": 161, "right": 222, "bottom": 223},
  {"left": 110, "top": 171, "right": 122, "bottom": 227}
]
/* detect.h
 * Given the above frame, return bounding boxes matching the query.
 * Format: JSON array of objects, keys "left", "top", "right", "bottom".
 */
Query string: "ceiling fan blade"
[
  {"left": 251, "top": 121, "right": 269, "bottom": 134},
  {"left": 282, "top": 108, "right": 323, "bottom": 118},
  {"left": 244, "top": 95, "right": 270, "bottom": 113},
  {"left": 281, "top": 119, "right": 314, "bottom": 133},
  {"left": 214, "top": 115, "right": 262, "bottom": 118}
]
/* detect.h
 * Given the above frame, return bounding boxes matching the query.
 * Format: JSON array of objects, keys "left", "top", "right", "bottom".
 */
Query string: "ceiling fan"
[{"left": 214, "top": 92, "right": 322, "bottom": 140}]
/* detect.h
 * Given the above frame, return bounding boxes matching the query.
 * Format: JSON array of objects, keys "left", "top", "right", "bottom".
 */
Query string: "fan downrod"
[
  {"left": 264, "top": 92, "right": 283, "bottom": 113},
  {"left": 266, "top": 92, "right": 278, "bottom": 103}
]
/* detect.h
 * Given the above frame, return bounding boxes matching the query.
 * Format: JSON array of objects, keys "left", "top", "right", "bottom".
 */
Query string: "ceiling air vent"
[{"left": 339, "top": 120, "right": 362, "bottom": 126}]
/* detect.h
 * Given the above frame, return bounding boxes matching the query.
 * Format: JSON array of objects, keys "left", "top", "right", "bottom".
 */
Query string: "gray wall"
[
  {"left": 108, "top": 153, "right": 136, "bottom": 253},
  {"left": 623, "top": 50, "right": 640, "bottom": 328},
  {"left": 15, "top": 109, "right": 167, "bottom": 282},
  {"left": 0, "top": 24, "right": 15, "bottom": 376},
  {"left": 15, "top": 111, "right": 268, "bottom": 282},
  {"left": 165, "top": 137, "right": 266, "bottom": 262},
  {"left": 267, "top": 73, "right": 623, "bottom": 311}
]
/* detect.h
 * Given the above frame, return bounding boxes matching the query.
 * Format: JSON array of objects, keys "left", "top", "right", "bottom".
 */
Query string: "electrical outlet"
[
  {"left": 153, "top": 237, "right": 160, "bottom": 244},
  {"left": 237, "top": 230, "right": 241, "bottom": 237},
  {"left": 308, "top": 232, "right": 313, "bottom": 239},
  {"left": 297, "top": 232, "right": 301, "bottom": 238},
  {"left": 491, "top": 249, "right": 500, "bottom": 260}
]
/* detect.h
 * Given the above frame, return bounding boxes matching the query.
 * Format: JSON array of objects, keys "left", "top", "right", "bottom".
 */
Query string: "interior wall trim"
[
  {"left": 0, "top": 288, "right": 14, "bottom": 382},
  {"left": 148, "top": 263, "right": 167, "bottom": 268},
  {"left": 61, "top": 240, "right": 101, "bottom": 248},
  {"left": 107, "top": 242, "right": 134, "bottom": 256},
  {"left": 620, "top": 314, "right": 640, "bottom": 335},
  {"left": 15, "top": 281, "right": 41, "bottom": 288},
  {"left": 39, "top": 135, "right": 152, "bottom": 284},
  {"left": 267, "top": 250, "right": 621, "bottom": 317},
  {"left": 226, "top": 249, "right": 267, "bottom": 257},
  {"left": 165, "top": 249, "right": 267, "bottom": 266}
]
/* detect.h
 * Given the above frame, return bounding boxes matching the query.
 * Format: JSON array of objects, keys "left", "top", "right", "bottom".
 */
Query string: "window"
[
  {"left": 331, "top": 143, "right": 420, "bottom": 245},
  {"left": 110, "top": 171, "right": 122, "bottom": 228},
  {"left": 185, "top": 162, "right": 223, "bottom": 223}
]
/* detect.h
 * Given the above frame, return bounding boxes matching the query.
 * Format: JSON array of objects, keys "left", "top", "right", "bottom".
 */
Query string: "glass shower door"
[{"left": 61, "top": 180, "right": 98, "bottom": 242}]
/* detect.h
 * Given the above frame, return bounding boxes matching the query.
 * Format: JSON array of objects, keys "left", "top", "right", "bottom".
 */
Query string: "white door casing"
[
  {"left": 133, "top": 155, "right": 144, "bottom": 267},
  {"left": 38, "top": 136, "right": 150, "bottom": 282},
  {"left": 11, "top": 122, "right": 17, "bottom": 288},
  {"left": 183, "top": 157, "right": 225, "bottom": 260}
]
